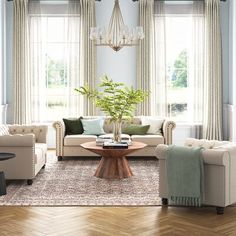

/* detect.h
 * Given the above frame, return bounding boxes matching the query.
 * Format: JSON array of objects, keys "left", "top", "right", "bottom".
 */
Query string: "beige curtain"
[
  {"left": 137, "top": 0, "right": 154, "bottom": 116},
  {"left": 13, "top": 0, "right": 31, "bottom": 124},
  {"left": 80, "top": 0, "right": 97, "bottom": 116},
  {"left": 203, "top": 0, "right": 222, "bottom": 140}
]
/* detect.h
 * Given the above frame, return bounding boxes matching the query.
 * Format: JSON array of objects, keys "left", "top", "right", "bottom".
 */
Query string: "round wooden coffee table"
[{"left": 81, "top": 141, "right": 147, "bottom": 179}]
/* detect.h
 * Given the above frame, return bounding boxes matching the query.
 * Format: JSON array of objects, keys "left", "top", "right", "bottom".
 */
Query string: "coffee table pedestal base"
[{"left": 95, "top": 156, "right": 133, "bottom": 179}]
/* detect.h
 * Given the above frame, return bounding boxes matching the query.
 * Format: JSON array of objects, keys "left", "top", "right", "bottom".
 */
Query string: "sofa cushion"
[
  {"left": 141, "top": 117, "right": 164, "bottom": 135},
  {"left": 131, "top": 135, "right": 164, "bottom": 146},
  {"left": 63, "top": 117, "right": 83, "bottom": 135},
  {"left": 64, "top": 135, "right": 97, "bottom": 146},
  {"left": 123, "top": 125, "right": 150, "bottom": 135},
  {"left": 81, "top": 118, "right": 105, "bottom": 135},
  {"left": 0, "top": 125, "right": 9, "bottom": 136}
]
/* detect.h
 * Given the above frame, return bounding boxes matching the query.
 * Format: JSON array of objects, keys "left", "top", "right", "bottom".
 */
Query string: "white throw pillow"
[
  {"left": 0, "top": 125, "right": 9, "bottom": 136},
  {"left": 141, "top": 117, "right": 164, "bottom": 135}
]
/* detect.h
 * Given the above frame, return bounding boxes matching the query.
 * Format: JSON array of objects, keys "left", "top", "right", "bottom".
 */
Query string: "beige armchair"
[
  {"left": 155, "top": 138, "right": 236, "bottom": 214},
  {"left": 0, "top": 124, "right": 48, "bottom": 185}
]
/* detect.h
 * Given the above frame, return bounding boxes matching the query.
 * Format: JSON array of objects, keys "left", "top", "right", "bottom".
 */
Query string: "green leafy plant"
[{"left": 75, "top": 75, "right": 149, "bottom": 122}]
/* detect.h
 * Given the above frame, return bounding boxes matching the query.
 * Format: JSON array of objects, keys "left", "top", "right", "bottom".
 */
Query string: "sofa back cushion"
[
  {"left": 141, "top": 117, "right": 164, "bottom": 135},
  {"left": 123, "top": 125, "right": 150, "bottom": 135},
  {"left": 81, "top": 118, "right": 105, "bottom": 135},
  {"left": 63, "top": 117, "right": 83, "bottom": 135},
  {"left": 0, "top": 125, "right": 9, "bottom": 136}
]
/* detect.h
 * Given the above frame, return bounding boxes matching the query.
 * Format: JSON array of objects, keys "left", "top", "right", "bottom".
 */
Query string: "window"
[
  {"left": 154, "top": 2, "right": 204, "bottom": 123},
  {"left": 29, "top": 2, "right": 80, "bottom": 122},
  {"left": 165, "top": 16, "right": 191, "bottom": 122}
]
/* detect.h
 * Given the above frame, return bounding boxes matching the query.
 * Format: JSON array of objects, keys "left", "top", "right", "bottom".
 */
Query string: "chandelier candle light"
[{"left": 90, "top": 0, "right": 144, "bottom": 51}]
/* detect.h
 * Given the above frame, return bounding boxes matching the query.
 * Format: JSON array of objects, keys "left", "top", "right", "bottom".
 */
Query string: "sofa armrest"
[
  {"left": 53, "top": 121, "right": 65, "bottom": 156},
  {"left": 155, "top": 145, "right": 230, "bottom": 166},
  {"left": 162, "top": 120, "right": 176, "bottom": 145},
  {"left": 8, "top": 125, "right": 48, "bottom": 143},
  {"left": 0, "top": 134, "right": 35, "bottom": 147}
]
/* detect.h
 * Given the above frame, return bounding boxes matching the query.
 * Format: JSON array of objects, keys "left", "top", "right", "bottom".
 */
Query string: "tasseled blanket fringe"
[{"left": 170, "top": 196, "right": 202, "bottom": 207}]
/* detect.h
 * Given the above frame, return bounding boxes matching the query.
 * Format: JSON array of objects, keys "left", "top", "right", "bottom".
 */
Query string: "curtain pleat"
[
  {"left": 203, "top": 0, "right": 222, "bottom": 140},
  {"left": 80, "top": 0, "right": 97, "bottom": 116},
  {"left": 137, "top": 0, "right": 154, "bottom": 116},
  {"left": 13, "top": 0, "right": 32, "bottom": 124}
]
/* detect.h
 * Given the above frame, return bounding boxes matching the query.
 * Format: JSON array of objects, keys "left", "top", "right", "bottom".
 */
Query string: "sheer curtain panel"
[
  {"left": 153, "top": 1, "right": 167, "bottom": 117},
  {"left": 28, "top": 0, "right": 85, "bottom": 122}
]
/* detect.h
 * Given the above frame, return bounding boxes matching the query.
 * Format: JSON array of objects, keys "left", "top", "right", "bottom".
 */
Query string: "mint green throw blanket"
[{"left": 166, "top": 145, "right": 204, "bottom": 206}]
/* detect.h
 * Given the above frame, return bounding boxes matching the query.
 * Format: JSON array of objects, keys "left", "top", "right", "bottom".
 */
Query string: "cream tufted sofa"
[
  {"left": 155, "top": 138, "right": 236, "bottom": 214},
  {"left": 53, "top": 116, "right": 176, "bottom": 160},
  {"left": 0, "top": 124, "right": 48, "bottom": 185}
]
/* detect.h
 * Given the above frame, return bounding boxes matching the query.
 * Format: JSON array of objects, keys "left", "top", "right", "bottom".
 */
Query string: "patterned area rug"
[{"left": 0, "top": 154, "right": 161, "bottom": 206}]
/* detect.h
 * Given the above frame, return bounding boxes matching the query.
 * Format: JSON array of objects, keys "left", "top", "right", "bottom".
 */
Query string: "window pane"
[
  {"left": 165, "top": 17, "right": 191, "bottom": 122},
  {"left": 30, "top": 16, "right": 80, "bottom": 122}
]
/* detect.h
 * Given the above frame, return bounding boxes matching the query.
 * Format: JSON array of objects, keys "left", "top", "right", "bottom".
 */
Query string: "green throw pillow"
[
  {"left": 63, "top": 117, "right": 83, "bottom": 135},
  {"left": 123, "top": 125, "right": 150, "bottom": 135},
  {"left": 81, "top": 118, "right": 105, "bottom": 135}
]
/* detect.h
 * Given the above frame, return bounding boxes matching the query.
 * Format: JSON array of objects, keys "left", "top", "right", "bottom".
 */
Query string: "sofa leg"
[
  {"left": 216, "top": 207, "right": 224, "bottom": 215},
  {"left": 162, "top": 198, "right": 168, "bottom": 206},
  {"left": 27, "top": 179, "right": 33, "bottom": 185},
  {"left": 42, "top": 164, "right": 46, "bottom": 169},
  {"left": 58, "top": 156, "right": 63, "bottom": 161}
]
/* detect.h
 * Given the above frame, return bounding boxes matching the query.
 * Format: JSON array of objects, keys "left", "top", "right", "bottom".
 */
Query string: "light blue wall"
[
  {"left": 0, "top": 0, "right": 4, "bottom": 106},
  {"left": 0, "top": 0, "right": 6, "bottom": 124},
  {"left": 95, "top": 0, "right": 138, "bottom": 87}
]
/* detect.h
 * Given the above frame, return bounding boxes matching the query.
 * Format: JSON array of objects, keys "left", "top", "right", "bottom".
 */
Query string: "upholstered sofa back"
[
  {"left": 7, "top": 125, "right": 47, "bottom": 143},
  {"left": 184, "top": 138, "right": 230, "bottom": 149}
]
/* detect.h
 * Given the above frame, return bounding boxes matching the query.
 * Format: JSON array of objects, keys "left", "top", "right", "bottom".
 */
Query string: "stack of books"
[
  {"left": 103, "top": 142, "right": 128, "bottom": 149},
  {"left": 96, "top": 137, "right": 112, "bottom": 146},
  {"left": 121, "top": 137, "right": 132, "bottom": 146},
  {"left": 96, "top": 137, "right": 132, "bottom": 146}
]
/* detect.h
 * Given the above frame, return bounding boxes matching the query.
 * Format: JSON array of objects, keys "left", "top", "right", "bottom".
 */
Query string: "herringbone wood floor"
[{"left": 0, "top": 206, "right": 236, "bottom": 236}]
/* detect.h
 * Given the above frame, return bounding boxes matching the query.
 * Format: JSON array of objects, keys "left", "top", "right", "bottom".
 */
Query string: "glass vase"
[{"left": 113, "top": 120, "right": 122, "bottom": 143}]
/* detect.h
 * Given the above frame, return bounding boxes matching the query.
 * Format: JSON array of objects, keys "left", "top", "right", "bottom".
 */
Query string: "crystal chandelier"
[{"left": 90, "top": 0, "right": 144, "bottom": 52}]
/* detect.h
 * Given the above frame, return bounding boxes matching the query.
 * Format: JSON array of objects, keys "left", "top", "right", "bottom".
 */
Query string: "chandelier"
[{"left": 90, "top": 0, "right": 144, "bottom": 52}]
